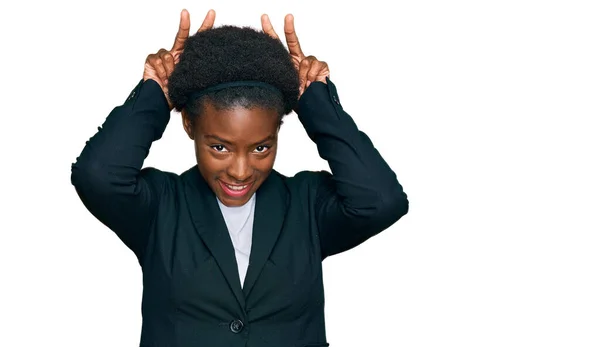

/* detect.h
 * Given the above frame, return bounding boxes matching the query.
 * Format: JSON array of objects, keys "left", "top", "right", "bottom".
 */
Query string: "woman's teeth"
[{"left": 226, "top": 184, "right": 248, "bottom": 191}]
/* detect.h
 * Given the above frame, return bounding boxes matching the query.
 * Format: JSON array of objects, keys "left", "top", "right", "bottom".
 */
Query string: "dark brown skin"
[
  {"left": 142, "top": 9, "right": 330, "bottom": 206},
  {"left": 261, "top": 14, "right": 330, "bottom": 95},
  {"left": 143, "top": 9, "right": 216, "bottom": 108},
  {"left": 182, "top": 104, "right": 280, "bottom": 206}
]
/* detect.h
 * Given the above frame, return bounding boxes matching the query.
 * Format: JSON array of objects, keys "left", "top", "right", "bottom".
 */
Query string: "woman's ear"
[{"left": 181, "top": 110, "right": 195, "bottom": 140}]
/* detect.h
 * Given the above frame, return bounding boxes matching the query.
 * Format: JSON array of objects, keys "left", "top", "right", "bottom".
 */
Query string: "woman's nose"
[{"left": 226, "top": 155, "right": 252, "bottom": 182}]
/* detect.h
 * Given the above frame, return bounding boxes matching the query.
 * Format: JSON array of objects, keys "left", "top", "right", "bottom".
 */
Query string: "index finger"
[
  {"left": 261, "top": 14, "right": 279, "bottom": 40},
  {"left": 171, "top": 9, "right": 191, "bottom": 52},
  {"left": 197, "top": 9, "right": 216, "bottom": 32},
  {"left": 284, "top": 14, "right": 304, "bottom": 58}
]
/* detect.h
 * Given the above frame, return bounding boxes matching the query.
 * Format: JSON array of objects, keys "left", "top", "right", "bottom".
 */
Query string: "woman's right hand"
[{"left": 143, "top": 9, "right": 216, "bottom": 109}]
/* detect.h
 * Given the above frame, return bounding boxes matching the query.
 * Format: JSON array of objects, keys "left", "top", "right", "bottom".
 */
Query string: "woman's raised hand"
[
  {"left": 143, "top": 9, "right": 216, "bottom": 108},
  {"left": 261, "top": 14, "right": 330, "bottom": 97}
]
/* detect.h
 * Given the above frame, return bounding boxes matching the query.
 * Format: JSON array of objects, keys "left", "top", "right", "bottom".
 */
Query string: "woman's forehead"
[{"left": 196, "top": 105, "right": 280, "bottom": 143}]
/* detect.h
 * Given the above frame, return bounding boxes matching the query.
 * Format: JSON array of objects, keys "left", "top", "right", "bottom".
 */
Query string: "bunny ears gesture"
[
  {"left": 143, "top": 9, "right": 216, "bottom": 108},
  {"left": 261, "top": 14, "right": 330, "bottom": 95},
  {"left": 171, "top": 9, "right": 216, "bottom": 63},
  {"left": 144, "top": 9, "right": 330, "bottom": 104}
]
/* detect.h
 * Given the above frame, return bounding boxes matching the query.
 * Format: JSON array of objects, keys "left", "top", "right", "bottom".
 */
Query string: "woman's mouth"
[{"left": 218, "top": 180, "right": 253, "bottom": 198}]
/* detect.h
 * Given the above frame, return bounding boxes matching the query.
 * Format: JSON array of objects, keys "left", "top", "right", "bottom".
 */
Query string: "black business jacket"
[{"left": 71, "top": 77, "right": 409, "bottom": 347}]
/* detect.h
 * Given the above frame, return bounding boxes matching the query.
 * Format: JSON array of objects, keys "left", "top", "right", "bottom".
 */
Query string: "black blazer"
[{"left": 71, "top": 78, "right": 409, "bottom": 347}]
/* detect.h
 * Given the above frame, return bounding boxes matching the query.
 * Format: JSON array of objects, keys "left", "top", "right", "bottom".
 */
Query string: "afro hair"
[{"left": 168, "top": 25, "right": 300, "bottom": 119}]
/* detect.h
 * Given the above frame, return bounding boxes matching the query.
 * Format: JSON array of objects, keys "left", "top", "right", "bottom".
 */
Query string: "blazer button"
[{"left": 229, "top": 319, "right": 244, "bottom": 333}]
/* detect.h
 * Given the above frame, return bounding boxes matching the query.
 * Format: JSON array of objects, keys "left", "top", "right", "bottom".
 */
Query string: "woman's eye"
[
  {"left": 254, "top": 145, "right": 270, "bottom": 153},
  {"left": 211, "top": 145, "right": 228, "bottom": 152}
]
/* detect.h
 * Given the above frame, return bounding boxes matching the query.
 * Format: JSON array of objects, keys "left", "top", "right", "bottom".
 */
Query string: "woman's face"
[{"left": 183, "top": 102, "right": 280, "bottom": 207}]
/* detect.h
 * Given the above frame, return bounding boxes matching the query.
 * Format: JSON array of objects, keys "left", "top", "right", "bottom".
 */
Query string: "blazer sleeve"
[
  {"left": 296, "top": 78, "right": 409, "bottom": 259},
  {"left": 70, "top": 79, "right": 171, "bottom": 262}
]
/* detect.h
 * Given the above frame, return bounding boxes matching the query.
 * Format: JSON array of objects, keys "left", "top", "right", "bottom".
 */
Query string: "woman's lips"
[{"left": 218, "top": 180, "right": 253, "bottom": 198}]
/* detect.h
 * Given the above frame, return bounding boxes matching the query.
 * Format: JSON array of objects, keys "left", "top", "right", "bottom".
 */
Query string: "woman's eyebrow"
[
  {"left": 250, "top": 135, "right": 276, "bottom": 146},
  {"left": 204, "top": 134, "right": 234, "bottom": 145},
  {"left": 204, "top": 134, "right": 276, "bottom": 147}
]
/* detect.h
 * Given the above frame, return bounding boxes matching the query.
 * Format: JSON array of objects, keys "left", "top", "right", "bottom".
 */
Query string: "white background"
[{"left": 1, "top": 0, "right": 599, "bottom": 346}]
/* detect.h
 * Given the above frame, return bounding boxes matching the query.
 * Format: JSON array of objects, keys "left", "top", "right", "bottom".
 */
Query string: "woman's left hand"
[{"left": 261, "top": 14, "right": 330, "bottom": 97}]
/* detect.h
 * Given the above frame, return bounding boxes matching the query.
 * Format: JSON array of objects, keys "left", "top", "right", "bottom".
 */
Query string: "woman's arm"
[
  {"left": 70, "top": 79, "right": 171, "bottom": 262},
  {"left": 262, "top": 14, "right": 408, "bottom": 259},
  {"left": 297, "top": 79, "right": 409, "bottom": 259},
  {"left": 71, "top": 9, "right": 216, "bottom": 262}
]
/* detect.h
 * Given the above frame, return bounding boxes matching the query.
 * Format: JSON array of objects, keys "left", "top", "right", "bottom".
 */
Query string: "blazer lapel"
[
  {"left": 182, "top": 167, "right": 246, "bottom": 311},
  {"left": 242, "top": 170, "right": 289, "bottom": 297}
]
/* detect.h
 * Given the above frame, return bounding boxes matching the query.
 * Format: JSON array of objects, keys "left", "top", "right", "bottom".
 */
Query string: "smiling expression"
[{"left": 183, "top": 102, "right": 281, "bottom": 207}]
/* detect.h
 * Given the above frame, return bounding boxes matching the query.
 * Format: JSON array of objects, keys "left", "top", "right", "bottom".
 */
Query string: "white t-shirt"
[{"left": 216, "top": 194, "right": 256, "bottom": 288}]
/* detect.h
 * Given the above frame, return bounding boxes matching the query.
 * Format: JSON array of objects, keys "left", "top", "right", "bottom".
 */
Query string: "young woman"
[{"left": 71, "top": 9, "right": 409, "bottom": 347}]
